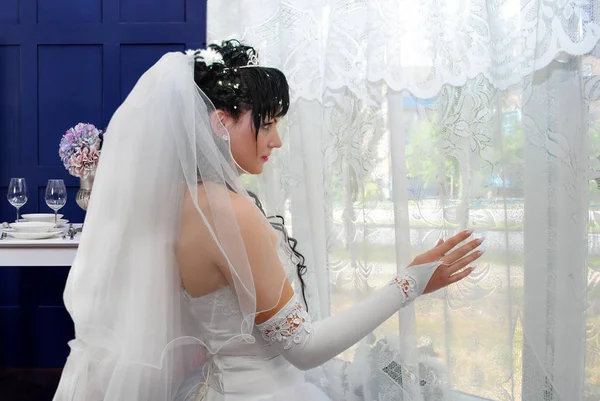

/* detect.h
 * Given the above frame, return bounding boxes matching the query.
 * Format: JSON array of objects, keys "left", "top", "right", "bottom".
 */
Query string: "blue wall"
[{"left": 0, "top": 0, "right": 206, "bottom": 368}]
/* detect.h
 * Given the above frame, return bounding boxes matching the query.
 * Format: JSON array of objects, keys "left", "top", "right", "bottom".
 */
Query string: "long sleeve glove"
[{"left": 256, "top": 261, "right": 439, "bottom": 371}]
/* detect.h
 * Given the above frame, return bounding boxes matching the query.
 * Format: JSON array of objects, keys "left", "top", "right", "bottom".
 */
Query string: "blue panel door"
[{"left": 0, "top": 0, "right": 206, "bottom": 368}]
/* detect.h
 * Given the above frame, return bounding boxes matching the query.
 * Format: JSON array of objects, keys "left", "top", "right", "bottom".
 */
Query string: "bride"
[{"left": 53, "top": 40, "right": 484, "bottom": 401}]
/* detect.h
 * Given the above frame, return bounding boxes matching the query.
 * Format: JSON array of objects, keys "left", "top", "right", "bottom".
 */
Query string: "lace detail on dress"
[
  {"left": 389, "top": 275, "right": 418, "bottom": 305},
  {"left": 257, "top": 299, "right": 313, "bottom": 350},
  {"left": 183, "top": 286, "right": 241, "bottom": 317},
  {"left": 205, "top": 287, "right": 240, "bottom": 317}
]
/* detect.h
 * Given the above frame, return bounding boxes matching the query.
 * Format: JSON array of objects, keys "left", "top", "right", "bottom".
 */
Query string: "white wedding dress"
[
  {"left": 174, "top": 235, "right": 331, "bottom": 401},
  {"left": 175, "top": 286, "right": 331, "bottom": 401}
]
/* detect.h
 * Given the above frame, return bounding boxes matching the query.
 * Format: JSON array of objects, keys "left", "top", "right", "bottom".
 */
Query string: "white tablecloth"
[{"left": 0, "top": 224, "right": 81, "bottom": 266}]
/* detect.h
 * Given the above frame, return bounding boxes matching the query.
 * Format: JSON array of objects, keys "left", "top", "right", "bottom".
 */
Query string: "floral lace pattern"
[
  {"left": 204, "top": 287, "right": 241, "bottom": 317},
  {"left": 389, "top": 275, "right": 418, "bottom": 304},
  {"left": 228, "top": 69, "right": 600, "bottom": 399},
  {"left": 209, "top": 3, "right": 600, "bottom": 399},
  {"left": 183, "top": 286, "right": 241, "bottom": 317},
  {"left": 257, "top": 300, "right": 313, "bottom": 350},
  {"left": 209, "top": 0, "right": 600, "bottom": 99}
]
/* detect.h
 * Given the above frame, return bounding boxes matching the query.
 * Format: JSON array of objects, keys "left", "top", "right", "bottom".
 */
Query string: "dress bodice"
[
  {"left": 177, "top": 237, "right": 310, "bottom": 401},
  {"left": 182, "top": 285, "right": 274, "bottom": 357}
]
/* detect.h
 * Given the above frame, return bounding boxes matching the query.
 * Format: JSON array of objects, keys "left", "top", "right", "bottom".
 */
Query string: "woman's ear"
[{"left": 211, "top": 110, "right": 230, "bottom": 140}]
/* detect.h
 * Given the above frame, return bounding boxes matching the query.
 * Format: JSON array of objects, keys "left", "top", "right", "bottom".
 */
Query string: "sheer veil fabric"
[{"left": 53, "top": 51, "right": 293, "bottom": 401}]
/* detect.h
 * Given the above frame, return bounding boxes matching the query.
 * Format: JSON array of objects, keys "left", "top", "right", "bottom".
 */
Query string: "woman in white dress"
[{"left": 52, "top": 40, "right": 484, "bottom": 401}]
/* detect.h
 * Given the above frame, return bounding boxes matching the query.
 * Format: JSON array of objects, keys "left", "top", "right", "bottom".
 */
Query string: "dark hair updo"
[
  {"left": 192, "top": 39, "right": 290, "bottom": 135},
  {"left": 192, "top": 40, "right": 307, "bottom": 309}
]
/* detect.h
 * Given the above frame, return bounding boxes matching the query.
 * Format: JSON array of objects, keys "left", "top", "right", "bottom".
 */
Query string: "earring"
[{"left": 214, "top": 125, "right": 229, "bottom": 141}]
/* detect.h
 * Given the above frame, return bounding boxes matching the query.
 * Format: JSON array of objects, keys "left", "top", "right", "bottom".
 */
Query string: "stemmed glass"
[
  {"left": 45, "top": 179, "right": 67, "bottom": 225},
  {"left": 7, "top": 178, "right": 28, "bottom": 222}
]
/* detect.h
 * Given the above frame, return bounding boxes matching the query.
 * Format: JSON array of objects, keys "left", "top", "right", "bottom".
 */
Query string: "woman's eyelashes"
[{"left": 261, "top": 121, "right": 275, "bottom": 132}]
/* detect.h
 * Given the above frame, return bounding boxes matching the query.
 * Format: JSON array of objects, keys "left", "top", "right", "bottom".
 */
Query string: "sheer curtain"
[{"left": 208, "top": 1, "right": 600, "bottom": 400}]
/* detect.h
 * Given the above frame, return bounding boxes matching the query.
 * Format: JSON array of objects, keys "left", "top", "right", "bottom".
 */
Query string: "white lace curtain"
[{"left": 208, "top": 1, "right": 600, "bottom": 400}]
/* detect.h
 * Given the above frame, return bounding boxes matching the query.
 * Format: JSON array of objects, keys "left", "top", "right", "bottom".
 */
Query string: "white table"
[{"left": 0, "top": 224, "right": 81, "bottom": 266}]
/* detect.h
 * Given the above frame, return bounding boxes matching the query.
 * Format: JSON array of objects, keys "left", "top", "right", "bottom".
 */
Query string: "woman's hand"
[{"left": 409, "top": 230, "right": 484, "bottom": 294}]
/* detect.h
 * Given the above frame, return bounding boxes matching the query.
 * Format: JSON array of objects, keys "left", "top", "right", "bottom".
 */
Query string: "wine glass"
[
  {"left": 7, "top": 178, "right": 28, "bottom": 222},
  {"left": 45, "top": 179, "right": 67, "bottom": 225}
]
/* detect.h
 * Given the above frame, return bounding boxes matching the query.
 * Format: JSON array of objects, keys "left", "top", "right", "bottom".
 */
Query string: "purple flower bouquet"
[{"left": 59, "top": 123, "right": 103, "bottom": 179}]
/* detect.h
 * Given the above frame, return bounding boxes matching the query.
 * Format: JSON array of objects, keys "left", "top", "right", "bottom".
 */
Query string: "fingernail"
[
  {"left": 476, "top": 237, "right": 484, "bottom": 244},
  {"left": 464, "top": 229, "right": 473, "bottom": 235},
  {"left": 477, "top": 249, "right": 485, "bottom": 256}
]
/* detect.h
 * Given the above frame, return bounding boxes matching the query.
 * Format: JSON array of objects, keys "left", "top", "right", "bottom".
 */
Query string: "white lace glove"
[{"left": 256, "top": 262, "right": 440, "bottom": 371}]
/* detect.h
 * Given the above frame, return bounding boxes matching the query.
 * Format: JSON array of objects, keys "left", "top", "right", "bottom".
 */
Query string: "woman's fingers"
[
  {"left": 447, "top": 249, "right": 484, "bottom": 275},
  {"left": 448, "top": 266, "right": 473, "bottom": 284},
  {"left": 443, "top": 237, "right": 484, "bottom": 265},
  {"left": 412, "top": 230, "right": 484, "bottom": 272},
  {"left": 435, "top": 229, "right": 473, "bottom": 257},
  {"left": 419, "top": 231, "right": 485, "bottom": 292}
]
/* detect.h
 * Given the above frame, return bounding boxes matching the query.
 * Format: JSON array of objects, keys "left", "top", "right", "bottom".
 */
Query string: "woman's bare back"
[{"left": 178, "top": 186, "right": 229, "bottom": 297}]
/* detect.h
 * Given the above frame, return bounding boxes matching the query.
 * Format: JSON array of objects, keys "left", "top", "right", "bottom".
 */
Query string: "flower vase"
[{"left": 76, "top": 169, "right": 95, "bottom": 211}]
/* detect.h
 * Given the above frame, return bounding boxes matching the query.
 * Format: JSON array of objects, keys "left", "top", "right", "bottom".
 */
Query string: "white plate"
[
  {"left": 6, "top": 230, "right": 64, "bottom": 240},
  {"left": 18, "top": 218, "right": 69, "bottom": 225},
  {"left": 9, "top": 221, "right": 57, "bottom": 232},
  {"left": 21, "top": 213, "right": 64, "bottom": 222}
]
